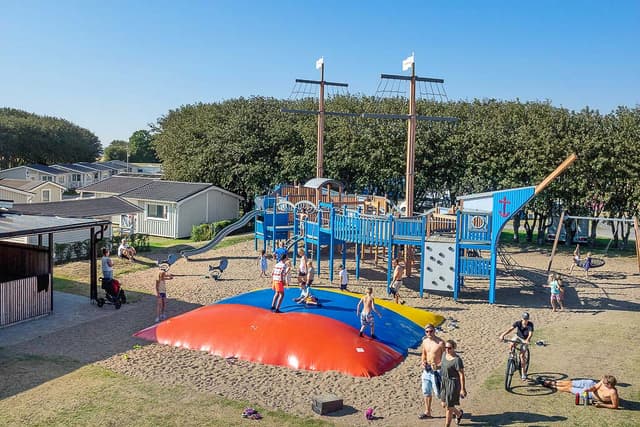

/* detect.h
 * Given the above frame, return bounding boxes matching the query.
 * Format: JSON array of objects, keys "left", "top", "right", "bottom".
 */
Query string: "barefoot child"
[
  {"left": 156, "top": 267, "right": 173, "bottom": 322},
  {"left": 356, "top": 287, "right": 382, "bottom": 338},
  {"left": 257, "top": 250, "right": 268, "bottom": 278}
]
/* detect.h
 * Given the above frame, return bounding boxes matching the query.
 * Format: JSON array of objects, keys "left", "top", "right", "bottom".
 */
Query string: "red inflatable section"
[{"left": 134, "top": 304, "right": 403, "bottom": 377}]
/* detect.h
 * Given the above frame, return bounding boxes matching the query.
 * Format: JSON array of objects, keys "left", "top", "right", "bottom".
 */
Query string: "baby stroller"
[
  {"left": 208, "top": 257, "right": 228, "bottom": 281},
  {"left": 97, "top": 277, "right": 127, "bottom": 309}
]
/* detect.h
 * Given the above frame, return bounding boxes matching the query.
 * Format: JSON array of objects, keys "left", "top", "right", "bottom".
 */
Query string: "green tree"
[
  {"left": 129, "top": 130, "right": 158, "bottom": 162},
  {"left": 103, "top": 140, "right": 128, "bottom": 161},
  {"left": 0, "top": 108, "right": 102, "bottom": 168}
]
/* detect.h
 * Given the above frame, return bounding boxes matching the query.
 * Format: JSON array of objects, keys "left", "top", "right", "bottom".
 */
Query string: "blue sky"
[{"left": 1, "top": 1, "right": 638, "bottom": 147}]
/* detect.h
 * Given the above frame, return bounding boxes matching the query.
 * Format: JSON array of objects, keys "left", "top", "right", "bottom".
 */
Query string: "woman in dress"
[{"left": 440, "top": 339, "right": 467, "bottom": 426}]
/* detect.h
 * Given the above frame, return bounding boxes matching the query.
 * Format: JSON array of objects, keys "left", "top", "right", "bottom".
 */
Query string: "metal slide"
[{"left": 181, "top": 210, "right": 259, "bottom": 259}]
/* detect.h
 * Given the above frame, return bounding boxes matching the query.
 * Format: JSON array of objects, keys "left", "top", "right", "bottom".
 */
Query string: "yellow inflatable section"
[{"left": 318, "top": 287, "right": 445, "bottom": 328}]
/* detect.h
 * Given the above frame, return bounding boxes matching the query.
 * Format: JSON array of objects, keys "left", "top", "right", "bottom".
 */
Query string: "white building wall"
[
  {"left": 0, "top": 188, "right": 30, "bottom": 203},
  {"left": 177, "top": 194, "right": 208, "bottom": 238},
  {"left": 208, "top": 190, "right": 241, "bottom": 220},
  {"left": 128, "top": 199, "right": 178, "bottom": 238},
  {"left": 32, "top": 184, "right": 64, "bottom": 202}
]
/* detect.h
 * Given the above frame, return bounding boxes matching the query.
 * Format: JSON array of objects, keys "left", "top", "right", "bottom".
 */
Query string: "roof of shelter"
[
  {"left": 0, "top": 213, "right": 110, "bottom": 239},
  {"left": 13, "top": 196, "right": 142, "bottom": 218},
  {"left": 78, "top": 176, "right": 158, "bottom": 194},
  {"left": 303, "top": 178, "right": 344, "bottom": 190}
]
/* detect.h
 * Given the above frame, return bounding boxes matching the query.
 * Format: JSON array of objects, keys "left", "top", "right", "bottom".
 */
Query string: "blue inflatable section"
[{"left": 217, "top": 288, "right": 424, "bottom": 356}]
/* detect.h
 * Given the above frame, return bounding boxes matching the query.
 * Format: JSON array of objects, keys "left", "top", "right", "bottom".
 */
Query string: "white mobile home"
[
  {"left": 79, "top": 177, "right": 242, "bottom": 238},
  {"left": 0, "top": 179, "right": 65, "bottom": 203}
]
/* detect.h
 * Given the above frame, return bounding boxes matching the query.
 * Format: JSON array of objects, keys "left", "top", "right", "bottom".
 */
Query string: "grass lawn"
[
  {"left": 479, "top": 311, "right": 640, "bottom": 426},
  {"left": 53, "top": 233, "right": 255, "bottom": 299},
  {"left": 0, "top": 353, "right": 330, "bottom": 427}
]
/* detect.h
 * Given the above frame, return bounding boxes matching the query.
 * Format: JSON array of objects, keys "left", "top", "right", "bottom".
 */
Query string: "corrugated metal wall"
[
  {"left": 0, "top": 275, "right": 52, "bottom": 327},
  {"left": 0, "top": 242, "right": 52, "bottom": 326}
]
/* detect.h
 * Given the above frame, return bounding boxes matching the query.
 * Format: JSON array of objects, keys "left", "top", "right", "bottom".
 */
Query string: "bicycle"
[{"left": 502, "top": 339, "right": 530, "bottom": 391}]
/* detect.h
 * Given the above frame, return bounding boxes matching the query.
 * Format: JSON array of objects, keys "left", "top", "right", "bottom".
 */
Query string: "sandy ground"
[{"left": 5, "top": 237, "right": 640, "bottom": 426}]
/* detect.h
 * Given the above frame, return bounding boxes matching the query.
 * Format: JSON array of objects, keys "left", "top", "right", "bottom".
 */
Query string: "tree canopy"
[
  {"left": 152, "top": 97, "right": 640, "bottom": 226},
  {"left": 0, "top": 108, "right": 102, "bottom": 168},
  {"left": 103, "top": 140, "right": 129, "bottom": 161}
]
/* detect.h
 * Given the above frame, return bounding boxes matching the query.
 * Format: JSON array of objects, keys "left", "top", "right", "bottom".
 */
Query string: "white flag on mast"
[
  {"left": 402, "top": 54, "right": 414, "bottom": 71},
  {"left": 316, "top": 57, "right": 324, "bottom": 70}
]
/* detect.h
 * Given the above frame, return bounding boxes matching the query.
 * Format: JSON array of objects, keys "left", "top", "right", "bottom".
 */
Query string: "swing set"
[{"left": 546, "top": 212, "right": 640, "bottom": 273}]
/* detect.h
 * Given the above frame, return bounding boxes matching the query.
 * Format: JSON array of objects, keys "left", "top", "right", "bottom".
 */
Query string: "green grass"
[
  {"left": 480, "top": 314, "right": 640, "bottom": 426},
  {"left": 499, "top": 229, "right": 637, "bottom": 257},
  {"left": 0, "top": 357, "right": 332, "bottom": 427}
]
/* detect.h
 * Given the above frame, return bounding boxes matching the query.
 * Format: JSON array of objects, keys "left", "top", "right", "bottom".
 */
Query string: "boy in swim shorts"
[{"left": 356, "top": 287, "right": 382, "bottom": 338}]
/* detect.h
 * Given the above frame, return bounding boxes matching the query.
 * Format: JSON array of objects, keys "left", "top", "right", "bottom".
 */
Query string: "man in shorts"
[
  {"left": 500, "top": 312, "right": 534, "bottom": 381},
  {"left": 389, "top": 258, "right": 405, "bottom": 304},
  {"left": 543, "top": 375, "right": 619, "bottom": 409},
  {"left": 419, "top": 323, "right": 445, "bottom": 419}
]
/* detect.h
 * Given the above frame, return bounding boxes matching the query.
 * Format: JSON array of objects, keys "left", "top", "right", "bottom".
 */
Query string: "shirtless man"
[
  {"left": 389, "top": 258, "right": 405, "bottom": 304},
  {"left": 419, "top": 323, "right": 445, "bottom": 419},
  {"left": 356, "top": 287, "right": 382, "bottom": 338},
  {"left": 544, "top": 375, "right": 619, "bottom": 409}
]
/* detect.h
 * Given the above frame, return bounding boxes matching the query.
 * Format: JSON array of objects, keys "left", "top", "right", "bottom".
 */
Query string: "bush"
[{"left": 190, "top": 218, "right": 240, "bottom": 242}]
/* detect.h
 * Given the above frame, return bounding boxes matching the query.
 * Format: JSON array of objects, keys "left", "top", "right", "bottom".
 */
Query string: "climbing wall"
[{"left": 422, "top": 239, "right": 456, "bottom": 292}]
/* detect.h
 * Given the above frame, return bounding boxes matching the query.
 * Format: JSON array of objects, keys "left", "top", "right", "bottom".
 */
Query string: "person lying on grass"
[{"left": 543, "top": 375, "right": 619, "bottom": 409}]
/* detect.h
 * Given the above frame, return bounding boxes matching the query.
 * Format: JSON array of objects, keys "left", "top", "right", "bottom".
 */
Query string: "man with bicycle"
[{"left": 499, "top": 312, "right": 534, "bottom": 381}]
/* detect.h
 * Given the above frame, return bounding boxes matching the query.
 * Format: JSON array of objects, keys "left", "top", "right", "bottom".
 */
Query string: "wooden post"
[
  {"left": 547, "top": 211, "right": 565, "bottom": 272},
  {"left": 634, "top": 217, "right": 640, "bottom": 273},
  {"left": 535, "top": 153, "right": 577, "bottom": 195}
]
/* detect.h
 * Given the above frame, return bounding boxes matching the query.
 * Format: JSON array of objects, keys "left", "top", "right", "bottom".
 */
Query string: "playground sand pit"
[{"left": 7, "top": 238, "right": 640, "bottom": 426}]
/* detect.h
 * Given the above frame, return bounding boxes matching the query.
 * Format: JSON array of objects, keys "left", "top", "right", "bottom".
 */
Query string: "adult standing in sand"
[
  {"left": 419, "top": 324, "right": 445, "bottom": 419},
  {"left": 271, "top": 253, "right": 287, "bottom": 313},
  {"left": 440, "top": 339, "right": 466, "bottom": 426},
  {"left": 356, "top": 287, "right": 382, "bottom": 338}
]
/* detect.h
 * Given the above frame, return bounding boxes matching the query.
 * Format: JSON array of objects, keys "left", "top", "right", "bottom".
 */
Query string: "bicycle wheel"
[
  {"left": 523, "top": 347, "right": 530, "bottom": 373},
  {"left": 505, "top": 358, "right": 516, "bottom": 391}
]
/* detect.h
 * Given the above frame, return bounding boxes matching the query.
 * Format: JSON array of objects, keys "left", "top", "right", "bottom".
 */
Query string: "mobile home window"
[
  {"left": 41, "top": 175, "right": 53, "bottom": 182},
  {"left": 72, "top": 174, "right": 81, "bottom": 182},
  {"left": 42, "top": 189, "right": 50, "bottom": 202},
  {"left": 147, "top": 204, "right": 167, "bottom": 219}
]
